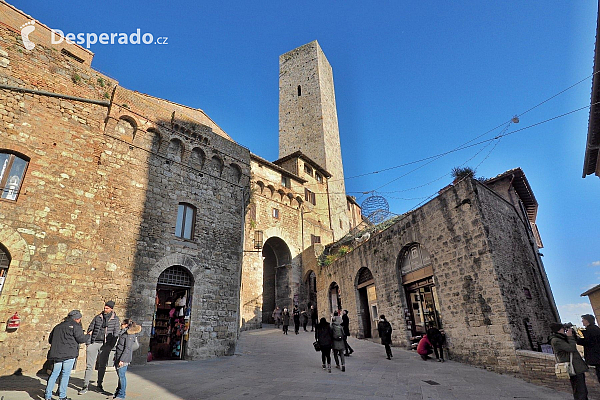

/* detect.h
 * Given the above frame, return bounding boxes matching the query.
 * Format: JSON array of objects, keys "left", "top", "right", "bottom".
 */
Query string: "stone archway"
[
  {"left": 329, "top": 282, "right": 341, "bottom": 314},
  {"left": 0, "top": 223, "right": 30, "bottom": 309},
  {"left": 262, "top": 237, "right": 292, "bottom": 323}
]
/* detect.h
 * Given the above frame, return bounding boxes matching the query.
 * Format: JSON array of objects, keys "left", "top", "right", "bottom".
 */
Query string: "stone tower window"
[
  {"left": 297, "top": 85, "right": 302, "bottom": 96},
  {"left": 175, "top": 203, "right": 196, "bottom": 240},
  {"left": 304, "top": 188, "right": 316, "bottom": 205},
  {"left": 0, "top": 243, "right": 10, "bottom": 296},
  {"left": 281, "top": 175, "right": 290, "bottom": 188},
  {"left": 272, "top": 208, "right": 280, "bottom": 219},
  {"left": 315, "top": 173, "right": 323, "bottom": 183},
  {"left": 304, "top": 164, "right": 313, "bottom": 177},
  {"left": 0, "top": 151, "right": 29, "bottom": 201}
]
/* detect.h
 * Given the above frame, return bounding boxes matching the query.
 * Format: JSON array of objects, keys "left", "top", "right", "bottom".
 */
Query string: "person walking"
[
  {"left": 272, "top": 306, "right": 282, "bottom": 329},
  {"left": 112, "top": 319, "right": 142, "bottom": 399},
  {"left": 426, "top": 327, "right": 445, "bottom": 362},
  {"left": 331, "top": 312, "right": 346, "bottom": 371},
  {"left": 79, "top": 301, "right": 120, "bottom": 394},
  {"left": 576, "top": 314, "right": 600, "bottom": 384},
  {"left": 45, "top": 310, "right": 90, "bottom": 400},
  {"left": 282, "top": 308, "right": 290, "bottom": 335},
  {"left": 549, "top": 322, "right": 588, "bottom": 400},
  {"left": 310, "top": 305, "right": 318, "bottom": 332},
  {"left": 293, "top": 305, "right": 300, "bottom": 335},
  {"left": 301, "top": 308, "right": 309, "bottom": 332},
  {"left": 377, "top": 315, "right": 393, "bottom": 360},
  {"left": 315, "top": 317, "right": 334, "bottom": 373},
  {"left": 341, "top": 310, "right": 354, "bottom": 356}
]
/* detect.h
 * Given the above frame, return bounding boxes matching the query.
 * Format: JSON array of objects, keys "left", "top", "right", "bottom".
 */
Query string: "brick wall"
[{"left": 516, "top": 350, "right": 599, "bottom": 398}]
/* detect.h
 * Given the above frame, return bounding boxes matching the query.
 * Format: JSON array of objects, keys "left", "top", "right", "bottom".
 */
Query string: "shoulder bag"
[{"left": 554, "top": 351, "right": 575, "bottom": 379}]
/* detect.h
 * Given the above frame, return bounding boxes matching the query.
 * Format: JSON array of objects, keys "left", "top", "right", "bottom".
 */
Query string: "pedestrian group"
[{"left": 44, "top": 301, "right": 140, "bottom": 400}]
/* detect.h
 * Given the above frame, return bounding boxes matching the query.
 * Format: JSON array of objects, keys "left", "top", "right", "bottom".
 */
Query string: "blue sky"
[{"left": 11, "top": 1, "right": 600, "bottom": 326}]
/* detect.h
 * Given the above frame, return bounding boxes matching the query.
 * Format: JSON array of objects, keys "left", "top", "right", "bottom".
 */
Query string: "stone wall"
[
  {"left": 0, "top": 3, "right": 249, "bottom": 374},
  {"left": 516, "top": 350, "right": 599, "bottom": 398},
  {"left": 317, "top": 178, "right": 558, "bottom": 373}
]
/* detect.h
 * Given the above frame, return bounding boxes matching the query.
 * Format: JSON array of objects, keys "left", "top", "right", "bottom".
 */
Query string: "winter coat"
[
  {"left": 114, "top": 323, "right": 142, "bottom": 365},
  {"left": 315, "top": 321, "right": 334, "bottom": 348},
  {"left": 377, "top": 319, "right": 393, "bottom": 345},
  {"left": 293, "top": 308, "right": 300, "bottom": 324},
  {"left": 550, "top": 333, "right": 588, "bottom": 375},
  {"left": 341, "top": 314, "right": 350, "bottom": 337},
  {"left": 300, "top": 311, "right": 308, "bottom": 323},
  {"left": 417, "top": 335, "right": 432, "bottom": 355},
  {"left": 576, "top": 324, "right": 600, "bottom": 366},
  {"left": 311, "top": 308, "right": 318, "bottom": 321},
  {"left": 272, "top": 308, "right": 282, "bottom": 320},
  {"left": 282, "top": 311, "right": 290, "bottom": 326},
  {"left": 331, "top": 319, "right": 345, "bottom": 351},
  {"left": 427, "top": 327, "right": 445, "bottom": 346},
  {"left": 87, "top": 311, "right": 120, "bottom": 346},
  {"left": 47, "top": 318, "right": 89, "bottom": 362}
]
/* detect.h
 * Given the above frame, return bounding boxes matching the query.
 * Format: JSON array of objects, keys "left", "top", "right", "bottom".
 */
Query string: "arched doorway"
[
  {"left": 0, "top": 243, "right": 11, "bottom": 297},
  {"left": 398, "top": 244, "right": 441, "bottom": 336},
  {"left": 299, "top": 270, "right": 317, "bottom": 318},
  {"left": 329, "top": 282, "right": 341, "bottom": 314},
  {"left": 356, "top": 267, "right": 377, "bottom": 338},
  {"left": 262, "top": 237, "right": 292, "bottom": 323},
  {"left": 151, "top": 265, "right": 194, "bottom": 360}
]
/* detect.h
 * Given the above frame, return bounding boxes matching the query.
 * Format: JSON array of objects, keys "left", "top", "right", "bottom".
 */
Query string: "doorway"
[
  {"left": 356, "top": 267, "right": 377, "bottom": 338},
  {"left": 151, "top": 266, "right": 193, "bottom": 360},
  {"left": 404, "top": 277, "right": 441, "bottom": 336},
  {"left": 262, "top": 237, "right": 292, "bottom": 323},
  {"left": 329, "top": 282, "right": 341, "bottom": 314}
]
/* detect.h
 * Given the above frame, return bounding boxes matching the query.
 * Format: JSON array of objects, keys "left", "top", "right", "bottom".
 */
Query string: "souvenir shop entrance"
[
  {"left": 151, "top": 266, "right": 193, "bottom": 361},
  {"left": 404, "top": 276, "right": 441, "bottom": 337}
]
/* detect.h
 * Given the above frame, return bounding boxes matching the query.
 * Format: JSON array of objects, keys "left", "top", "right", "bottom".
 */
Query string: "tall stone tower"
[{"left": 279, "top": 41, "right": 350, "bottom": 240}]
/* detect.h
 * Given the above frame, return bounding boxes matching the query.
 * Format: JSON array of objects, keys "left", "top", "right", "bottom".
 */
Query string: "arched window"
[
  {"left": 115, "top": 116, "right": 136, "bottom": 141},
  {"left": 175, "top": 203, "right": 196, "bottom": 240},
  {"left": 297, "top": 85, "right": 302, "bottom": 96},
  {"left": 167, "top": 139, "right": 183, "bottom": 162},
  {"left": 0, "top": 151, "right": 29, "bottom": 201},
  {"left": 158, "top": 265, "right": 193, "bottom": 287},
  {"left": 400, "top": 244, "right": 432, "bottom": 275},
  {"left": 0, "top": 243, "right": 10, "bottom": 296}
]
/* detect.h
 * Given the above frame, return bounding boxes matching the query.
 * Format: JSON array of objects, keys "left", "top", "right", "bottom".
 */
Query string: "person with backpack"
[
  {"left": 377, "top": 315, "right": 393, "bottom": 360},
  {"left": 331, "top": 312, "right": 346, "bottom": 371},
  {"left": 112, "top": 319, "right": 142, "bottom": 399},
  {"left": 315, "top": 317, "right": 334, "bottom": 372}
]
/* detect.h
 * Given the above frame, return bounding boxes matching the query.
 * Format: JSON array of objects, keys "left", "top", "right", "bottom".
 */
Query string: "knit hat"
[
  {"left": 68, "top": 310, "right": 82, "bottom": 320},
  {"left": 550, "top": 322, "right": 564, "bottom": 333},
  {"left": 105, "top": 301, "right": 115, "bottom": 309}
]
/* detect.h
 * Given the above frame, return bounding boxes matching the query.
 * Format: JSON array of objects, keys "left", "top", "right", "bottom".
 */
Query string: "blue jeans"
[
  {"left": 114, "top": 364, "right": 128, "bottom": 399},
  {"left": 45, "top": 358, "right": 75, "bottom": 399}
]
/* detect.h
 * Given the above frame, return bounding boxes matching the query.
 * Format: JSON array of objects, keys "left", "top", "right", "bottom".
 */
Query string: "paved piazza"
[{"left": 0, "top": 326, "right": 574, "bottom": 399}]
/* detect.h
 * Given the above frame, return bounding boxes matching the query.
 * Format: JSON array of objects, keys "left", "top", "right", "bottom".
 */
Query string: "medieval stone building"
[{"left": 0, "top": 2, "right": 249, "bottom": 373}]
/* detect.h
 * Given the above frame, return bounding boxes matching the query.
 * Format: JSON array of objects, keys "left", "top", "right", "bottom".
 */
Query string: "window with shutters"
[{"left": 304, "top": 188, "right": 316, "bottom": 205}]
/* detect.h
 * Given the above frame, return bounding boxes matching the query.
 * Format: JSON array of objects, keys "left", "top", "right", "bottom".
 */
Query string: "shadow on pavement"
[{"left": 0, "top": 369, "right": 45, "bottom": 400}]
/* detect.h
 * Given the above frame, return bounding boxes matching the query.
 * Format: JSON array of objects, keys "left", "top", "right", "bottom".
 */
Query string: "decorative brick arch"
[
  {"left": 149, "top": 253, "right": 203, "bottom": 281},
  {"left": 0, "top": 223, "right": 30, "bottom": 309}
]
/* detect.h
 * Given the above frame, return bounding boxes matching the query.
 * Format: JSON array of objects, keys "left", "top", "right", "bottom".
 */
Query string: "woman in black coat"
[
  {"left": 577, "top": 314, "right": 600, "bottom": 384},
  {"left": 315, "top": 317, "right": 334, "bottom": 372},
  {"left": 377, "top": 315, "right": 393, "bottom": 360}
]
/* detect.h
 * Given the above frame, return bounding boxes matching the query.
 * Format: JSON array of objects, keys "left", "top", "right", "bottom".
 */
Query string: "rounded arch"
[
  {"left": 266, "top": 184, "right": 275, "bottom": 198},
  {"left": 0, "top": 223, "right": 30, "bottom": 299},
  {"left": 207, "top": 155, "right": 224, "bottom": 176},
  {"left": 229, "top": 163, "right": 242, "bottom": 183},
  {"left": 397, "top": 242, "right": 432, "bottom": 276},
  {"left": 261, "top": 236, "right": 292, "bottom": 323},
  {"left": 277, "top": 189, "right": 286, "bottom": 201},
  {"left": 190, "top": 147, "right": 206, "bottom": 169},
  {"left": 146, "top": 127, "right": 163, "bottom": 153},
  {"left": 167, "top": 138, "right": 184, "bottom": 162},
  {"left": 255, "top": 180, "right": 265, "bottom": 194}
]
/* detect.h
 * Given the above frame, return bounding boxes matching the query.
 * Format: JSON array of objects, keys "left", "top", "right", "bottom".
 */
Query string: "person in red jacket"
[{"left": 417, "top": 334, "right": 433, "bottom": 360}]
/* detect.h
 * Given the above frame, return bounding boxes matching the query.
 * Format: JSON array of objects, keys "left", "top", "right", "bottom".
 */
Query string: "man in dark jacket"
[
  {"left": 310, "top": 305, "right": 318, "bottom": 332},
  {"left": 577, "top": 314, "right": 600, "bottom": 384},
  {"left": 293, "top": 305, "right": 300, "bottom": 335},
  {"left": 549, "top": 322, "right": 588, "bottom": 400},
  {"left": 377, "top": 315, "right": 393, "bottom": 360},
  {"left": 341, "top": 310, "right": 354, "bottom": 356},
  {"left": 80, "top": 301, "right": 120, "bottom": 394},
  {"left": 45, "top": 310, "right": 89, "bottom": 400}
]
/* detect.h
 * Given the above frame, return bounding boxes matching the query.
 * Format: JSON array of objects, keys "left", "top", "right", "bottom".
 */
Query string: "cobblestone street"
[{"left": 0, "top": 325, "right": 575, "bottom": 400}]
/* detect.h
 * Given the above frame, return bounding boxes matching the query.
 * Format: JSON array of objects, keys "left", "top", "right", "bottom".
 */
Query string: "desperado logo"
[{"left": 51, "top": 29, "right": 167, "bottom": 49}]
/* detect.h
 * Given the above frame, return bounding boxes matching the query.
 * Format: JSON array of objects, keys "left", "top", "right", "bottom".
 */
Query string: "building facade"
[{"left": 0, "top": 2, "right": 249, "bottom": 374}]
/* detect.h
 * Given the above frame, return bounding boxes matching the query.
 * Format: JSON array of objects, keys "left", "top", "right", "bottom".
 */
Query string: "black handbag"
[{"left": 313, "top": 341, "right": 321, "bottom": 352}]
